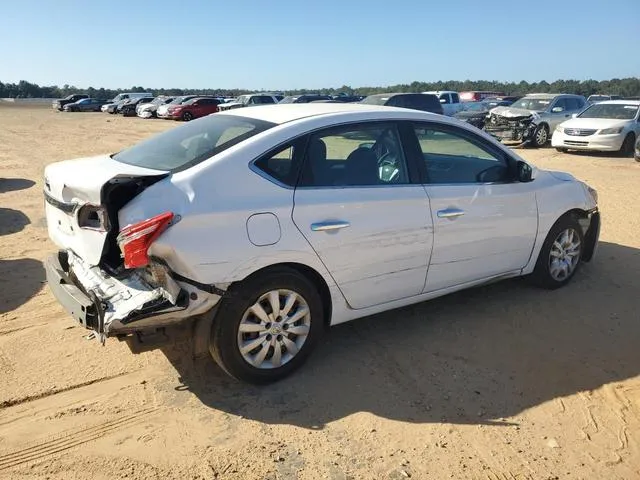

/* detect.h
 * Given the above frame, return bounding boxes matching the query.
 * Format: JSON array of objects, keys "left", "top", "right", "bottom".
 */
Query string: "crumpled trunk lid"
[{"left": 44, "top": 154, "right": 167, "bottom": 266}]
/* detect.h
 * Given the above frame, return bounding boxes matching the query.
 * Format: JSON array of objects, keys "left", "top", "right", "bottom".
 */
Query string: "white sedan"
[
  {"left": 552, "top": 100, "right": 640, "bottom": 155},
  {"left": 43, "top": 103, "right": 600, "bottom": 384}
]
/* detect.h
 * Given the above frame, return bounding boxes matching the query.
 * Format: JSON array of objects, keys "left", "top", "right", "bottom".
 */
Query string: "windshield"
[
  {"left": 279, "top": 96, "right": 299, "bottom": 104},
  {"left": 463, "top": 102, "right": 489, "bottom": 112},
  {"left": 113, "top": 114, "right": 276, "bottom": 172},
  {"left": 579, "top": 103, "right": 639, "bottom": 120},
  {"left": 151, "top": 97, "right": 167, "bottom": 105},
  {"left": 510, "top": 97, "right": 552, "bottom": 111}
]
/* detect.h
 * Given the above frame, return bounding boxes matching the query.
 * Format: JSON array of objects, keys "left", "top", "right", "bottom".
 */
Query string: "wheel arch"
[{"left": 230, "top": 262, "right": 333, "bottom": 329}]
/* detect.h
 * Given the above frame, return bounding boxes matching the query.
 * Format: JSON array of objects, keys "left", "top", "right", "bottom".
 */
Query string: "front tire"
[
  {"left": 531, "top": 124, "right": 549, "bottom": 148},
  {"left": 530, "top": 214, "right": 584, "bottom": 289},
  {"left": 182, "top": 111, "right": 193, "bottom": 121},
  {"left": 619, "top": 133, "right": 635, "bottom": 157},
  {"left": 209, "top": 267, "right": 324, "bottom": 384}
]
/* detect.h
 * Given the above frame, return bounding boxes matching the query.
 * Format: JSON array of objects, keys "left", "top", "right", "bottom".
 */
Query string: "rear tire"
[
  {"left": 530, "top": 213, "right": 584, "bottom": 290},
  {"left": 182, "top": 111, "right": 193, "bottom": 121},
  {"left": 618, "top": 133, "right": 635, "bottom": 157},
  {"left": 209, "top": 267, "right": 324, "bottom": 384}
]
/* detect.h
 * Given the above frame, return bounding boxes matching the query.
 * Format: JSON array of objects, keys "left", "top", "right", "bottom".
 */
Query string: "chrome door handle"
[
  {"left": 437, "top": 208, "right": 465, "bottom": 219},
  {"left": 310, "top": 221, "right": 350, "bottom": 232}
]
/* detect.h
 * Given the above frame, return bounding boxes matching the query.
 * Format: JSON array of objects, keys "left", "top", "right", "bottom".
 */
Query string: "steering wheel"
[{"left": 377, "top": 151, "right": 401, "bottom": 183}]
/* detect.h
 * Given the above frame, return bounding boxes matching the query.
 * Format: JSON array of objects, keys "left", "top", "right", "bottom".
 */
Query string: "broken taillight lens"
[{"left": 117, "top": 212, "right": 174, "bottom": 269}]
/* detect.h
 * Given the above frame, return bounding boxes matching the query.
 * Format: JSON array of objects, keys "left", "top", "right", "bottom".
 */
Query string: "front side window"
[
  {"left": 439, "top": 94, "right": 451, "bottom": 104},
  {"left": 113, "top": 115, "right": 275, "bottom": 172},
  {"left": 300, "top": 123, "right": 410, "bottom": 187},
  {"left": 552, "top": 98, "right": 568, "bottom": 112},
  {"left": 413, "top": 125, "right": 510, "bottom": 184}
]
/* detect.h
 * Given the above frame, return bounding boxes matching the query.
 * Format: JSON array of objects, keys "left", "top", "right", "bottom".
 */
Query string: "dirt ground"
[{"left": 0, "top": 105, "right": 639, "bottom": 480}]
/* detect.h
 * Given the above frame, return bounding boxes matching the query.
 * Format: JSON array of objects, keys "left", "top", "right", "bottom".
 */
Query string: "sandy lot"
[{"left": 0, "top": 105, "right": 639, "bottom": 480}]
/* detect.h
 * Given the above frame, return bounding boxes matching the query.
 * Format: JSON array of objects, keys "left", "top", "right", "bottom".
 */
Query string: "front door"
[
  {"left": 292, "top": 122, "right": 433, "bottom": 310},
  {"left": 409, "top": 123, "right": 538, "bottom": 292}
]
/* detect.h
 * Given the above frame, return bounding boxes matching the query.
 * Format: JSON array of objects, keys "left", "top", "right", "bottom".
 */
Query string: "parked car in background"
[
  {"left": 63, "top": 98, "right": 106, "bottom": 112},
  {"left": 453, "top": 101, "right": 495, "bottom": 129},
  {"left": 587, "top": 94, "right": 623, "bottom": 103},
  {"left": 279, "top": 94, "right": 333, "bottom": 104},
  {"left": 164, "top": 97, "right": 221, "bottom": 121},
  {"left": 360, "top": 93, "right": 444, "bottom": 114},
  {"left": 119, "top": 97, "right": 155, "bottom": 116},
  {"left": 108, "top": 92, "right": 154, "bottom": 104},
  {"left": 332, "top": 94, "right": 364, "bottom": 103},
  {"left": 422, "top": 91, "right": 464, "bottom": 116},
  {"left": 483, "top": 96, "right": 520, "bottom": 107},
  {"left": 136, "top": 96, "right": 175, "bottom": 118},
  {"left": 635, "top": 136, "right": 640, "bottom": 162},
  {"left": 102, "top": 98, "right": 130, "bottom": 114},
  {"left": 52, "top": 94, "right": 89, "bottom": 111},
  {"left": 218, "top": 94, "right": 279, "bottom": 111},
  {"left": 551, "top": 100, "right": 639, "bottom": 156},
  {"left": 43, "top": 103, "right": 600, "bottom": 384},
  {"left": 460, "top": 91, "right": 507, "bottom": 102},
  {"left": 484, "top": 94, "right": 588, "bottom": 147},
  {"left": 157, "top": 96, "right": 201, "bottom": 118}
]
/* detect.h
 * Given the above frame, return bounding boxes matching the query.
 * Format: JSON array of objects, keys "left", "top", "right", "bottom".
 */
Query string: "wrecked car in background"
[{"left": 484, "top": 94, "right": 587, "bottom": 147}]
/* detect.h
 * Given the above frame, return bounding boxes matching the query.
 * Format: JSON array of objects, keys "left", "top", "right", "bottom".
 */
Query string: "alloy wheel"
[
  {"left": 548, "top": 228, "right": 581, "bottom": 281},
  {"left": 237, "top": 289, "right": 311, "bottom": 369}
]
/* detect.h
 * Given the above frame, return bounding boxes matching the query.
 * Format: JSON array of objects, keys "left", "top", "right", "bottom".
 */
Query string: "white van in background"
[
  {"left": 101, "top": 92, "right": 154, "bottom": 113},
  {"left": 109, "top": 92, "right": 153, "bottom": 103}
]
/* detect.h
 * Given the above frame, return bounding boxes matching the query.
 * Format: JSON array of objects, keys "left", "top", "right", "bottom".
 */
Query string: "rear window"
[{"left": 112, "top": 114, "right": 276, "bottom": 172}]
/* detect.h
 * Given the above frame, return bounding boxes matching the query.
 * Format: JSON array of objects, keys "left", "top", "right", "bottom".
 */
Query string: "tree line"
[{"left": 1, "top": 77, "right": 639, "bottom": 99}]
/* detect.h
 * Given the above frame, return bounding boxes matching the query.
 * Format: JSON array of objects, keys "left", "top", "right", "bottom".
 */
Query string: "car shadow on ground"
[
  {"left": 0, "top": 178, "right": 36, "bottom": 194},
  {"left": 0, "top": 208, "right": 30, "bottom": 236},
  {"left": 0, "top": 258, "right": 45, "bottom": 314},
  {"left": 161, "top": 241, "right": 640, "bottom": 428}
]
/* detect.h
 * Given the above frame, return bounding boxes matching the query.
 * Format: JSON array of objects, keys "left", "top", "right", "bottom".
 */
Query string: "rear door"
[
  {"left": 407, "top": 122, "right": 538, "bottom": 292},
  {"left": 292, "top": 121, "right": 433, "bottom": 309}
]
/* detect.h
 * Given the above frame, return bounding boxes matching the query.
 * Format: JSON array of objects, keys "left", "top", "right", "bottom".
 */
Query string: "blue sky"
[{"left": 1, "top": 0, "right": 638, "bottom": 90}]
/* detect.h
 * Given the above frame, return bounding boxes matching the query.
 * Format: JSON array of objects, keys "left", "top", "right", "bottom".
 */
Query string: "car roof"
[
  {"left": 366, "top": 93, "right": 421, "bottom": 98},
  {"left": 594, "top": 99, "right": 640, "bottom": 106},
  {"left": 524, "top": 93, "right": 581, "bottom": 99},
  {"left": 216, "top": 102, "right": 440, "bottom": 125}
]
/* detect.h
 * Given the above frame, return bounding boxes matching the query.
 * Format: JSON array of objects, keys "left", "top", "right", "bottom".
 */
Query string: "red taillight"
[{"left": 117, "top": 212, "right": 174, "bottom": 269}]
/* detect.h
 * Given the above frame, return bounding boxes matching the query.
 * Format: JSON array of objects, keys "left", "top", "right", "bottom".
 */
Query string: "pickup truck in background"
[
  {"left": 52, "top": 94, "right": 89, "bottom": 111},
  {"left": 422, "top": 91, "right": 464, "bottom": 116}
]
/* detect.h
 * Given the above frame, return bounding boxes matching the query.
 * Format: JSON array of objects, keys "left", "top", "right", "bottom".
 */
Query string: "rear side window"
[
  {"left": 254, "top": 145, "right": 296, "bottom": 186},
  {"left": 451, "top": 93, "right": 460, "bottom": 103},
  {"left": 113, "top": 115, "right": 276, "bottom": 172}
]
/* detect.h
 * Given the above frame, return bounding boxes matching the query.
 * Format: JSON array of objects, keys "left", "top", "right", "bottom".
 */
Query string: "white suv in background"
[{"left": 422, "top": 90, "right": 464, "bottom": 116}]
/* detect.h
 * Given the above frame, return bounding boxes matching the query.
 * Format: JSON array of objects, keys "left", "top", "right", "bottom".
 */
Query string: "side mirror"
[
  {"left": 517, "top": 161, "right": 533, "bottom": 182},
  {"left": 552, "top": 107, "right": 563, "bottom": 113}
]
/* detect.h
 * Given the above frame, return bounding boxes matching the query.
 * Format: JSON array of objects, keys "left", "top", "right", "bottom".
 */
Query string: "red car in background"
[{"left": 165, "top": 97, "right": 220, "bottom": 121}]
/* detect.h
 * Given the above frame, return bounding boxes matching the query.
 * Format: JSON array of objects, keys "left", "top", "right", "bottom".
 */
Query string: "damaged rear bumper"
[{"left": 46, "top": 250, "right": 222, "bottom": 338}]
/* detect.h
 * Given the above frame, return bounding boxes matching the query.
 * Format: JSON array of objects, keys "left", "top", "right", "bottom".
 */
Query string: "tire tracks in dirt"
[
  {"left": 0, "top": 372, "right": 133, "bottom": 409},
  {"left": 0, "top": 407, "right": 158, "bottom": 470}
]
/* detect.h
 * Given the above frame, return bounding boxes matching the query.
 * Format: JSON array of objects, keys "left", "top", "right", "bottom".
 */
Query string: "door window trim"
[{"left": 405, "top": 121, "right": 519, "bottom": 186}]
